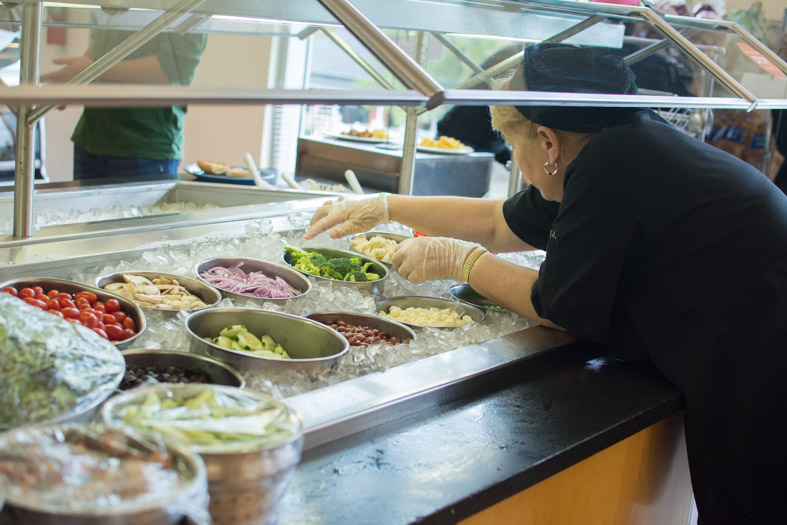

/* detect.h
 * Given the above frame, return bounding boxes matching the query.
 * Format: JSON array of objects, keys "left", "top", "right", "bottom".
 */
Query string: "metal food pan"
[
  {"left": 375, "top": 295, "right": 485, "bottom": 329},
  {"left": 305, "top": 311, "right": 416, "bottom": 346},
  {"left": 449, "top": 284, "right": 507, "bottom": 312},
  {"left": 194, "top": 257, "right": 311, "bottom": 304},
  {"left": 347, "top": 231, "right": 410, "bottom": 266},
  {"left": 120, "top": 349, "right": 245, "bottom": 389},
  {"left": 185, "top": 308, "right": 349, "bottom": 376},
  {"left": 95, "top": 271, "right": 221, "bottom": 316},
  {"left": 282, "top": 246, "right": 388, "bottom": 295},
  {"left": 0, "top": 277, "right": 146, "bottom": 350}
]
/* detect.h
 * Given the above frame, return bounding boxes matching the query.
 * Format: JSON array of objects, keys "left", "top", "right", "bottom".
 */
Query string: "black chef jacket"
[{"left": 503, "top": 109, "right": 787, "bottom": 525}]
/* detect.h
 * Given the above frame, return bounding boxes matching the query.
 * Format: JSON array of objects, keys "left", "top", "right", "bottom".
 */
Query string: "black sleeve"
[
  {"left": 502, "top": 186, "right": 559, "bottom": 250},
  {"left": 531, "top": 164, "right": 641, "bottom": 342},
  {"left": 437, "top": 106, "right": 511, "bottom": 165}
]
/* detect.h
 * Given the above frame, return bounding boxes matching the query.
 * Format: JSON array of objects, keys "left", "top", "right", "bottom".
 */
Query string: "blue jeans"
[{"left": 73, "top": 146, "right": 180, "bottom": 180}]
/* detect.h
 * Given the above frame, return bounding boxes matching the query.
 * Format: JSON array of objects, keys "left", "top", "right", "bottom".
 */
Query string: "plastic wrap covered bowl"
[
  {"left": 0, "top": 423, "right": 208, "bottom": 525},
  {"left": 194, "top": 257, "right": 311, "bottom": 304},
  {"left": 102, "top": 384, "right": 303, "bottom": 525},
  {"left": 0, "top": 277, "right": 146, "bottom": 349},
  {"left": 185, "top": 307, "right": 349, "bottom": 376}
]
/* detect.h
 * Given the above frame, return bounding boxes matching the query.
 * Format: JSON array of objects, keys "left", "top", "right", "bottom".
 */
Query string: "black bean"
[{"left": 119, "top": 365, "right": 211, "bottom": 390}]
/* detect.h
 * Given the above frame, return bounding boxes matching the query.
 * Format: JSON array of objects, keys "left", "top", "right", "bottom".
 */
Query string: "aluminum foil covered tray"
[{"left": 0, "top": 294, "right": 125, "bottom": 431}]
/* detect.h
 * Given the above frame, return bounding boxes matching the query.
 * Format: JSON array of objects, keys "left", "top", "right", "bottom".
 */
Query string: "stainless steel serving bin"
[{"left": 296, "top": 136, "right": 494, "bottom": 197}]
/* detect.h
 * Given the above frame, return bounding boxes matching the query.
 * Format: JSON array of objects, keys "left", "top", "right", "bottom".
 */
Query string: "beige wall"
[
  {"left": 725, "top": 0, "right": 785, "bottom": 21},
  {"left": 182, "top": 34, "right": 271, "bottom": 170},
  {"left": 39, "top": 27, "right": 271, "bottom": 182},
  {"left": 40, "top": 26, "right": 90, "bottom": 182}
]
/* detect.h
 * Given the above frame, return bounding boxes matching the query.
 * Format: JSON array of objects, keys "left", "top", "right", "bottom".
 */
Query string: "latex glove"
[
  {"left": 304, "top": 194, "right": 389, "bottom": 240},
  {"left": 392, "top": 237, "right": 481, "bottom": 283}
]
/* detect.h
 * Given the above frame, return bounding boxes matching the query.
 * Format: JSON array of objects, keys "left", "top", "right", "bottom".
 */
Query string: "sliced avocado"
[
  {"left": 261, "top": 334, "right": 276, "bottom": 351},
  {"left": 219, "top": 324, "right": 247, "bottom": 338},
  {"left": 237, "top": 331, "right": 263, "bottom": 351},
  {"left": 215, "top": 335, "right": 235, "bottom": 349}
]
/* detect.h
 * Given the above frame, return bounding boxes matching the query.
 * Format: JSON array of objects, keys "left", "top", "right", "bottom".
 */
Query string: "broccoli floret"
[
  {"left": 309, "top": 252, "right": 328, "bottom": 266},
  {"left": 285, "top": 246, "right": 323, "bottom": 277},
  {"left": 346, "top": 271, "right": 368, "bottom": 282},
  {"left": 325, "top": 257, "right": 363, "bottom": 279},
  {"left": 361, "top": 261, "right": 381, "bottom": 281},
  {"left": 286, "top": 247, "right": 381, "bottom": 281}
]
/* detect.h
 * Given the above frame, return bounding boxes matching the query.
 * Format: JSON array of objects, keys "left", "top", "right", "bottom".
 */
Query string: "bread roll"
[
  {"left": 226, "top": 167, "right": 251, "bottom": 178},
  {"left": 197, "top": 160, "right": 229, "bottom": 175}
]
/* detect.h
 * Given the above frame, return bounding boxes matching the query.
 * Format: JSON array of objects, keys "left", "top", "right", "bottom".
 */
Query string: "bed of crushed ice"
[
  {"left": 66, "top": 216, "right": 545, "bottom": 400},
  {"left": 0, "top": 201, "right": 220, "bottom": 232}
]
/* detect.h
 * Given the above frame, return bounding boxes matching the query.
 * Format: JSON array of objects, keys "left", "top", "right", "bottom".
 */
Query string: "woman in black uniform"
[{"left": 304, "top": 44, "right": 787, "bottom": 525}]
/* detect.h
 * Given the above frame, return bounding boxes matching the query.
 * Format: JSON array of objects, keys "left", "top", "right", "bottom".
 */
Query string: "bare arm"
[
  {"left": 387, "top": 195, "right": 539, "bottom": 253},
  {"left": 41, "top": 50, "right": 168, "bottom": 84},
  {"left": 468, "top": 252, "right": 564, "bottom": 330}
]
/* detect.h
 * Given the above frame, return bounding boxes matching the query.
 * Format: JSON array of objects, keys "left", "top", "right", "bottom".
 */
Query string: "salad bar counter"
[{"left": 0, "top": 185, "right": 687, "bottom": 524}]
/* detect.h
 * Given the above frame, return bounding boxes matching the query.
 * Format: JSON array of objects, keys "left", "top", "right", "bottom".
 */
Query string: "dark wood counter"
[{"left": 278, "top": 345, "right": 688, "bottom": 524}]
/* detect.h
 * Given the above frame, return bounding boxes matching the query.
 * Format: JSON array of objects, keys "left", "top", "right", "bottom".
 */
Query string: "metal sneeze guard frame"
[{"left": 0, "top": 0, "right": 786, "bottom": 238}]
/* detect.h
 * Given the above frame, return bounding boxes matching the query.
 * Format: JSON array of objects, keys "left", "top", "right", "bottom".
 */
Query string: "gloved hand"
[
  {"left": 392, "top": 237, "right": 482, "bottom": 283},
  {"left": 304, "top": 194, "right": 389, "bottom": 240}
]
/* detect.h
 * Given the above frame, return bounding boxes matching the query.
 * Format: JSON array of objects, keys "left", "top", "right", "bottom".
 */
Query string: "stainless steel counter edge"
[{"left": 286, "top": 325, "right": 579, "bottom": 450}]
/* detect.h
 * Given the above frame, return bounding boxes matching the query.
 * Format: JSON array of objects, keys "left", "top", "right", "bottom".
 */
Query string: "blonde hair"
[
  {"left": 488, "top": 73, "right": 595, "bottom": 149},
  {"left": 489, "top": 74, "right": 536, "bottom": 140}
]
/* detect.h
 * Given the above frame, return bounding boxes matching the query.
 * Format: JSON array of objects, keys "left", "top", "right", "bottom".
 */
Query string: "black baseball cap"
[{"left": 509, "top": 43, "right": 639, "bottom": 133}]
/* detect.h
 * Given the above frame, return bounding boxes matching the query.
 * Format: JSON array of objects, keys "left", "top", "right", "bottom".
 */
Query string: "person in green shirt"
[{"left": 42, "top": 28, "right": 207, "bottom": 180}]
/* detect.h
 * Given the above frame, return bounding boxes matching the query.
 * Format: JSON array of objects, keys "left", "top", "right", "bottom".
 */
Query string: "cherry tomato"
[
  {"left": 48, "top": 310, "right": 64, "bottom": 319},
  {"left": 112, "top": 311, "right": 127, "bottom": 324},
  {"left": 23, "top": 297, "right": 47, "bottom": 309},
  {"left": 102, "top": 314, "right": 117, "bottom": 326},
  {"left": 18, "top": 288, "right": 35, "bottom": 299},
  {"left": 32, "top": 286, "right": 44, "bottom": 295},
  {"left": 74, "top": 291, "right": 97, "bottom": 305},
  {"left": 45, "top": 299, "right": 60, "bottom": 311},
  {"left": 46, "top": 289, "right": 60, "bottom": 298},
  {"left": 92, "top": 327, "right": 108, "bottom": 340},
  {"left": 103, "top": 298, "right": 121, "bottom": 314},
  {"left": 76, "top": 299, "right": 91, "bottom": 310},
  {"left": 61, "top": 307, "right": 80, "bottom": 319},
  {"left": 55, "top": 293, "right": 72, "bottom": 302},
  {"left": 92, "top": 301, "right": 105, "bottom": 313},
  {"left": 1, "top": 286, "right": 18, "bottom": 297},
  {"left": 120, "top": 328, "right": 136, "bottom": 341},
  {"left": 35, "top": 293, "right": 48, "bottom": 302},
  {"left": 122, "top": 317, "right": 136, "bottom": 331},
  {"left": 78, "top": 311, "right": 99, "bottom": 329},
  {"left": 105, "top": 324, "right": 124, "bottom": 340},
  {"left": 65, "top": 317, "right": 80, "bottom": 324},
  {"left": 58, "top": 297, "right": 76, "bottom": 309}
]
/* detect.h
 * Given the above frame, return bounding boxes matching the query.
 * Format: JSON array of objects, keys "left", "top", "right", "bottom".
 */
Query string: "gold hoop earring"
[{"left": 543, "top": 161, "right": 558, "bottom": 177}]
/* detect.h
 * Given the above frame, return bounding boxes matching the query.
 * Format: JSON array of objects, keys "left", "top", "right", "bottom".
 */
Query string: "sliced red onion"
[{"left": 200, "top": 264, "right": 300, "bottom": 299}]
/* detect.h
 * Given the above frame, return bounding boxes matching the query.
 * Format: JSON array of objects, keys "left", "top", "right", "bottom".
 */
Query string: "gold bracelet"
[{"left": 461, "top": 247, "right": 489, "bottom": 283}]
